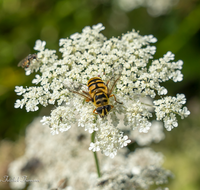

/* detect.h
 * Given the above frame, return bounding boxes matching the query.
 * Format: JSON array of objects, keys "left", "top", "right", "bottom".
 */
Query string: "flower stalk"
[{"left": 91, "top": 131, "right": 101, "bottom": 178}]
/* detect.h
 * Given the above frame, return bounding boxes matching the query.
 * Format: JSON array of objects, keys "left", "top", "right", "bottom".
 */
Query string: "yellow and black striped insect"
[
  {"left": 18, "top": 54, "right": 37, "bottom": 68},
  {"left": 70, "top": 75, "right": 122, "bottom": 118}
]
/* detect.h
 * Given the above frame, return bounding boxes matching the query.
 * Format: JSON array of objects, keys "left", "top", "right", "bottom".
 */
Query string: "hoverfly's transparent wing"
[
  {"left": 63, "top": 79, "right": 85, "bottom": 92},
  {"left": 63, "top": 79, "right": 92, "bottom": 101},
  {"left": 106, "top": 65, "right": 123, "bottom": 95},
  {"left": 18, "top": 57, "right": 28, "bottom": 68}
]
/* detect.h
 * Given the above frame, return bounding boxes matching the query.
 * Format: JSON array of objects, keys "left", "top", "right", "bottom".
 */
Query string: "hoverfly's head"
[{"left": 96, "top": 105, "right": 112, "bottom": 118}]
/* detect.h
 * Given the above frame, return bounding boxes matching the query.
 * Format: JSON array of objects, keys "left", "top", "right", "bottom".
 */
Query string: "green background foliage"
[{"left": 0, "top": 0, "right": 200, "bottom": 189}]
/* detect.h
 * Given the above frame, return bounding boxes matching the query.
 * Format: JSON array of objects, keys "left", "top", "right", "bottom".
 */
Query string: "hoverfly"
[
  {"left": 70, "top": 75, "right": 122, "bottom": 118},
  {"left": 97, "top": 179, "right": 109, "bottom": 186},
  {"left": 18, "top": 54, "right": 37, "bottom": 68},
  {"left": 21, "top": 157, "right": 41, "bottom": 174},
  {"left": 57, "top": 177, "right": 68, "bottom": 189}
]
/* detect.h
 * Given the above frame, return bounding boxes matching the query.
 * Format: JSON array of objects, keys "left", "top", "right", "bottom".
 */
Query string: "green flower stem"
[{"left": 91, "top": 131, "right": 101, "bottom": 178}]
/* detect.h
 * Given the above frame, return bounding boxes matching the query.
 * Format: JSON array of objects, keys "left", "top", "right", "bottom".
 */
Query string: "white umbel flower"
[
  {"left": 89, "top": 121, "right": 131, "bottom": 158},
  {"left": 15, "top": 23, "right": 189, "bottom": 157}
]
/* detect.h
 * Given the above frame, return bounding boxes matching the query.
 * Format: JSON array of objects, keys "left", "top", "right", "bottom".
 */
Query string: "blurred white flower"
[
  {"left": 131, "top": 120, "right": 165, "bottom": 146},
  {"left": 9, "top": 118, "right": 172, "bottom": 190},
  {"left": 116, "top": 0, "right": 179, "bottom": 17}
]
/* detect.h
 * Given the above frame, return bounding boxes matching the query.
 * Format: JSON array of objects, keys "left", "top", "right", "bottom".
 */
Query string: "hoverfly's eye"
[
  {"left": 96, "top": 107, "right": 103, "bottom": 114},
  {"left": 105, "top": 105, "right": 111, "bottom": 112}
]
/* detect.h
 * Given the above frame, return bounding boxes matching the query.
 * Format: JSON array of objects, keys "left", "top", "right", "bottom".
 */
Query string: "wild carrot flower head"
[{"left": 15, "top": 23, "right": 190, "bottom": 158}]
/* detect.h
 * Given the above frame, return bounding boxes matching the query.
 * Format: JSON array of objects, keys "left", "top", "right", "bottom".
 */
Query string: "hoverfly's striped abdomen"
[
  {"left": 87, "top": 77, "right": 111, "bottom": 117},
  {"left": 87, "top": 77, "right": 108, "bottom": 99}
]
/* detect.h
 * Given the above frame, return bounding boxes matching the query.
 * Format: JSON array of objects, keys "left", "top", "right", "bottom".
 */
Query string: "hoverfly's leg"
[
  {"left": 111, "top": 105, "right": 114, "bottom": 109},
  {"left": 82, "top": 90, "right": 91, "bottom": 97},
  {"left": 85, "top": 99, "right": 91, "bottom": 102},
  {"left": 106, "top": 77, "right": 114, "bottom": 95},
  {"left": 93, "top": 109, "right": 98, "bottom": 114},
  {"left": 107, "top": 74, "right": 121, "bottom": 96},
  {"left": 82, "top": 90, "right": 93, "bottom": 102},
  {"left": 71, "top": 91, "right": 92, "bottom": 102},
  {"left": 106, "top": 78, "right": 112, "bottom": 86},
  {"left": 105, "top": 76, "right": 116, "bottom": 87},
  {"left": 109, "top": 94, "right": 123, "bottom": 104}
]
